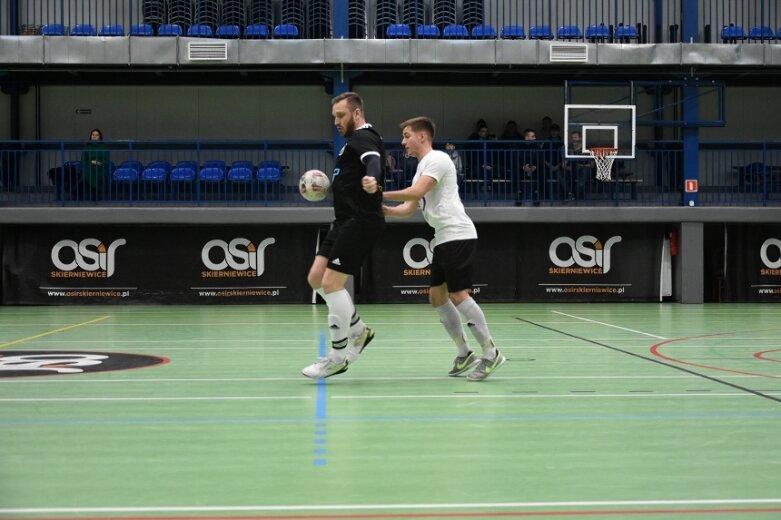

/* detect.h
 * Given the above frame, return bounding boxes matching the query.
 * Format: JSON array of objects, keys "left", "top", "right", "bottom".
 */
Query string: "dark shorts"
[
  {"left": 430, "top": 239, "right": 477, "bottom": 292},
  {"left": 318, "top": 218, "right": 385, "bottom": 276}
]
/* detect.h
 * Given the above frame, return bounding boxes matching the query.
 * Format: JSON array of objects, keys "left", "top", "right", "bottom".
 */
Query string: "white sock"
[
  {"left": 349, "top": 310, "right": 366, "bottom": 339},
  {"left": 315, "top": 288, "right": 327, "bottom": 300},
  {"left": 436, "top": 300, "right": 470, "bottom": 357},
  {"left": 323, "top": 289, "right": 352, "bottom": 363},
  {"left": 456, "top": 298, "right": 496, "bottom": 359}
]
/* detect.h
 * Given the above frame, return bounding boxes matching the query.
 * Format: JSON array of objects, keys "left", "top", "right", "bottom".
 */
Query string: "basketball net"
[{"left": 588, "top": 147, "right": 618, "bottom": 181}]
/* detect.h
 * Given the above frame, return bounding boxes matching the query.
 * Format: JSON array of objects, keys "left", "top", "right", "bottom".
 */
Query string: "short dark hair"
[
  {"left": 332, "top": 91, "right": 364, "bottom": 112},
  {"left": 400, "top": 116, "right": 436, "bottom": 139}
]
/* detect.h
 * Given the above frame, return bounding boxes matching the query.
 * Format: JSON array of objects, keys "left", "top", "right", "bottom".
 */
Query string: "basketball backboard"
[{"left": 564, "top": 104, "right": 636, "bottom": 159}]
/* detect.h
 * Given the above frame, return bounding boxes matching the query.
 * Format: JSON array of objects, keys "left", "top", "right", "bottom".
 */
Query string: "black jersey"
[{"left": 331, "top": 124, "right": 385, "bottom": 223}]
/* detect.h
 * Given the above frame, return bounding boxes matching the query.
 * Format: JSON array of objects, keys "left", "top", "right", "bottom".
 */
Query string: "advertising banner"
[
  {"left": 1, "top": 225, "right": 316, "bottom": 304},
  {"left": 363, "top": 223, "right": 518, "bottom": 303},
  {"left": 517, "top": 224, "right": 664, "bottom": 302},
  {"left": 724, "top": 225, "right": 781, "bottom": 302}
]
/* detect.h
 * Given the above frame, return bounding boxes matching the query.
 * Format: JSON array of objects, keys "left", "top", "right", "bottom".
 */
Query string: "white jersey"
[{"left": 412, "top": 149, "right": 477, "bottom": 247}]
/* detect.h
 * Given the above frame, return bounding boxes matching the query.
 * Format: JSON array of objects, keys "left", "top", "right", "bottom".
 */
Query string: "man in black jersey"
[{"left": 302, "top": 92, "right": 386, "bottom": 379}]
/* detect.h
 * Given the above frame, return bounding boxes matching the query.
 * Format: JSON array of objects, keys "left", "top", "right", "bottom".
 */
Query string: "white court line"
[
  {"left": 1, "top": 374, "right": 776, "bottom": 385},
  {"left": 5, "top": 392, "right": 781, "bottom": 403},
  {"left": 551, "top": 310, "right": 668, "bottom": 339},
  {"left": 0, "top": 396, "right": 310, "bottom": 402},
  {"left": 331, "top": 392, "right": 781, "bottom": 400},
  {"left": 2, "top": 498, "right": 781, "bottom": 515}
]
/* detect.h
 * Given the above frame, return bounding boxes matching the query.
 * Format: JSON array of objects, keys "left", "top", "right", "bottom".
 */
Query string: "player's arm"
[
  {"left": 383, "top": 201, "right": 417, "bottom": 219},
  {"left": 360, "top": 152, "right": 383, "bottom": 193},
  {"left": 383, "top": 175, "right": 437, "bottom": 202}
]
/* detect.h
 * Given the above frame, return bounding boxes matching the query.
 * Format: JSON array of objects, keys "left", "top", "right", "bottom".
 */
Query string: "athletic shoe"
[
  {"left": 467, "top": 351, "right": 506, "bottom": 381},
  {"left": 346, "top": 327, "right": 375, "bottom": 364},
  {"left": 447, "top": 351, "right": 480, "bottom": 377},
  {"left": 302, "top": 358, "right": 349, "bottom": 379}
]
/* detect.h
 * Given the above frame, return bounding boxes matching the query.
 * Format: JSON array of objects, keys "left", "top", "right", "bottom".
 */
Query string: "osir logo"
[
  {"left": 760, "top": 238, "right": 781, "bottom": 269},
  {"left": 0, "top": 351, "right": 168, "bottom": 378},
  {"left": 201, "top": 238, "right": 276, "bottom": 276},
  {"left": 51, "top": 238, "right": 127, "bottom": 277},
  {"left": 403, "top": 237, "right": 434, "bottom": 269},
  {"left": 549, "top": 235, "right": 622, "bottom": 274}
]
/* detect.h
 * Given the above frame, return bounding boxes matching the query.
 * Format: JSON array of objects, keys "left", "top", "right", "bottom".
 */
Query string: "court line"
[
  {"left": 550, "top": 311, "right": 667, "bottom": 339},
  {"left": 0, "top": 396, "right": 310, "bottom": 402},
  {"left": 2, "top": 498, "right": 781, "bottom": 516},
  {"left": 516, "top": 316, "right": 781, "bottom": 405},
  {"left": 331, "top": 392, "right": 781, "bottom": 400},
  {"left": 0, "top": 316, "right": 110, "bottom": 349}
]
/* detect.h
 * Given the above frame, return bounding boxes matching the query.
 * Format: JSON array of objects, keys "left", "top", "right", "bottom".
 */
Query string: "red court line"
[
  {"left": 18, "top": 507, "right": 781, "bottom": 519},
  {"left": 754, "top": 350, "right": 781, "bottom": 363},
  {"left": 650, "top": 332, "right": 781, "bottom": 380}
]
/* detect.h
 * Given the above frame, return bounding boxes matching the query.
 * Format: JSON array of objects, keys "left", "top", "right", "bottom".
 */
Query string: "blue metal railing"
[
  {"left": 2, "top": 139, "right": 781, "bottom": 207},
  {"left": 14, "top": 0, "right": 774, "bottom": 43}
]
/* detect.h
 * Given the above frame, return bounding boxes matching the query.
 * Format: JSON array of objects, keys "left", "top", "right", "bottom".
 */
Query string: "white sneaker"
[
  {"left": 346, "top": 327, "right": 375, "bottom": 364},
  {"left": 302, "top": 358, "right": 349, "bottom": 379}
]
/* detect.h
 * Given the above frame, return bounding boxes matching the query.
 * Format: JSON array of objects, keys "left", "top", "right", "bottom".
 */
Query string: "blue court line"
[{"left": 313, "top": 330, "right": 328, "bottom": 466}]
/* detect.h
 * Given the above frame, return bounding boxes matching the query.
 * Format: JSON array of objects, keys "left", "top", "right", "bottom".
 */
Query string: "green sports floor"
[{"left": 1, "top": 303, "right": 780, "bottom": 520}]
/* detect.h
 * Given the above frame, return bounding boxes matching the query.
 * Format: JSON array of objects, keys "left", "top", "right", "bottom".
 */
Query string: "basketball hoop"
[{"left": 587, "top": 147, "right": 618, "bottom": 181}]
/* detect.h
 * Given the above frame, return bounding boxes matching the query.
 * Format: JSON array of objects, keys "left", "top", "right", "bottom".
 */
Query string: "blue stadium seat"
[
  {"left": 158, "top": 24, "right": 183, "bottom": 37},
  {"left": 245, "top": 24, "right": 270, "bottom": 39},
  {"left": 529, "top": 25, "right": 554, "bottom": 40},
  {"left": 257, "top": 160, "right": 282, "bottom": 199},
  {"left": 586, "top": 23, "right": 610, "bottom": 42},
  {"left": 187, "top": 24, "right": 214, "bottom": 38},
  {"left": 141, "top": 161, "right": 171, "bottom": 182},
  {"left": 170, "top": 160, "right": 198, "bottom": 181},
  {"left": 41, "top": 23, "right": 67, "bottom": 36},
  {"left": 471, "top": 24, "right": 497, "bottom": 39},
  {"left": 748, "top": 26, "right": 775, "bottom": 41},
  {"left": 216, "top": 24, "right": 241, "bottom": 38},
  {"left": 386, "top": 24, "right": 412, "bottom": 38},
  {"left": 99, "top": 24, "right": 125, "bottom": 36},
  {"left": 113, "top": 160, "right": 143, "bottom": 182},
  {"left": 721, "top": 24, "right": 745, "bottom": 43},
  {"left": 227, "top": 161, "right": 255, "bottom": 182},
  {"left": 71, "top": 24, "right": 97, "bottom": 36},
  {"left": 557, "top": 25, "right": 583, "bottom": 40},
  {"left": 500, "top": 25, "right": 525, "bottom": 39},
  {"left": 130, "top": 23, "right": 154, "bottom": 36},
  {"left": 442, "top": 24, "right": 469, "bottom": 39},
  {"left": 273, "top": 24, "right": 300, "bottom": 39},
  {"left": 614, "top": 24, "right": 639, "bottom": 42},
  {"left": 415, "top": 24, "right": 440, "bottom": 39},
  {"left": 199, "top": 160, "right": 226, "bottom": 181}
]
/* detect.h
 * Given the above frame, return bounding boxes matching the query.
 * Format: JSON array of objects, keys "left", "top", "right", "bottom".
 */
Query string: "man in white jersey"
[{"left": 363, "top": 116, "right": 505, "bottom": 381}]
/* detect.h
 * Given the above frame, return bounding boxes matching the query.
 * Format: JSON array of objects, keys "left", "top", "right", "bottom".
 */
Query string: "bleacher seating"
[
  {"left": 529, "top": 25, "right": 554, "bottom": 40},
  {"left": 187, "top": 24, "right": 214, "bottom": 38},
  {"left": 273, "top": 24, "right": 300, "bottom": 39},
  {"left": 471, "top": 24, "right": 497, "bottom": 39},
  {"left": 71, "top": 24, "right": 97, "bottom": 36},
  {"left": 586, "top": 23, "right": 611, "bottom": 42},
  {"left": 416, "top": 25, "right": 440, "bottom": 39},
  {"left": 216, "top": 24, "right": 241, "bottom": 38},
  {"left": 615, "top": 24, "right": 640, "bottom": 42},
  {"left": 99, "top": 24, "right": 125, "bottom": 36},
  {"left": 245, "top": 24, "right": 270, "bottom": 39},
  {"left": 721, "top": 24, "right": 745, "bottom": 43},
  {"left": 130, "top": 23, "right": 155, "bottom": 36},
  {"left": 557, "top": 25, "right": 583, "bottom": 40},
  {"left": 41, "top": 24, "right": 67, "bottom": 36},
  {"left": 386, "top": 24, "right": 412, "bottom": 38},
  {"left": 158, "top": 24, "right": 183, "bottom": 37},
  {"left": 500, "top": 25, "right": 525, "bottom": 39},
  {"left": 442, "top": 24, "right": 469, "bottom": 39},
  {"left": 748, "top": 26, "right": 775, "bottom": 41}
]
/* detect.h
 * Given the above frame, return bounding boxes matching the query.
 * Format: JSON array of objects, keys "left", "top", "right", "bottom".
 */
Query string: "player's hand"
[{"left": 362, "top": 176, "right": 379, "bottom": 194}]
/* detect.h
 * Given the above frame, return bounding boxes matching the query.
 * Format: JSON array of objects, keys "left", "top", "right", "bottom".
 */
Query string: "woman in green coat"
[{"left": 80, "top": 128, "right": 110, "bottom": 200}]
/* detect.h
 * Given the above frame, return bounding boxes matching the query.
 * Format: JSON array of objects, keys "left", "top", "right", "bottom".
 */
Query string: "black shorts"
[
  {"left": 430, "top": 239, "right": 477, "bottom": 292},
  {"left": 318, "top": 218, "right": 385, "bottom": 275}
]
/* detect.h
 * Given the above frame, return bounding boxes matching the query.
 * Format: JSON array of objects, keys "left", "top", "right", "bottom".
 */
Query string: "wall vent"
[
  {"left": 549, "top": 43, "right": 588, "bottom": 63},
  {"left": 188, "top": 41, "right": 228, "bottom": 61}
]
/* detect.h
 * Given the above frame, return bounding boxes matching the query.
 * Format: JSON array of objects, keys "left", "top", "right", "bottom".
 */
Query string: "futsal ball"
[{"left": 299, "top": 170, "right": 331, "bottom": 202}]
